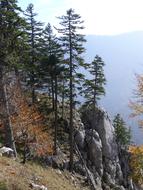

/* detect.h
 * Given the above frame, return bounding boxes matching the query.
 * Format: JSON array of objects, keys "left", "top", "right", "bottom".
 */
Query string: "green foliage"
[
  {"left": 0, "top": 181, "right": 8, "bottom": 190},
  {"left": 56, "top": 8, "right": 86, "bottom": 104},
  {"left": 24, "top": 3, "right": 43, "bottom": 103},
  {"left": 113, "top": 114, "right": 131, "bottom": 146},
  {"left": 40, "top": 23, "right": 64, "bottom": 83},
  {"left": 83, "top": 55, "right": 106, "bottom": 106},
  {"left": 56, "top": 8, "right": 86, "bottom": 170},
  {"left": 0, "top": 0, "right": 27, "bottom": 154},
  {"left": 42, "top": 23, "right": 63, "bottom": 58},
  {"left": 0, "top": 0, "right": 26, "bottom": 69}
]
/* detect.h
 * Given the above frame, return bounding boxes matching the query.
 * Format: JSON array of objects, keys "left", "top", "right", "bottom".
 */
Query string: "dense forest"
[
  {"left": 0, "top": 0, "right": 107, "bottom": 165},
  {"left": 1, "top": 1, "right": 143, "bottom": 190}
]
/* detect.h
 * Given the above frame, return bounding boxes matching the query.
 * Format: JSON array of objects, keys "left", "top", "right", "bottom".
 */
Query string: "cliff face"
[{"left": 74, "top": 107, "right": 140, "bottom": 190}]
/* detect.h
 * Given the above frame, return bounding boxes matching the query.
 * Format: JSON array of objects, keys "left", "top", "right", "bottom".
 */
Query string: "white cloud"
[
  {"left": 68, "top": 0, "right": 143, "bottom": 35},
  {"left": 19, "top": 0, "right": 143, "bottom": 35}
]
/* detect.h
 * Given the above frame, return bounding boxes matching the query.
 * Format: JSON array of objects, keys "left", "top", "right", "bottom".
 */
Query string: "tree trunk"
[
  {"left": 69, "top": 21, "right": 74, "bottom": 172},
  {"left": 92, "top": 64, "right": 98, "bottom": 139},
  {"left": 22, "top": 140, "right": 27, "bottom": 164},
  {"left": 0, "top": 68, "right": 17, "bottom": 157},
  {"left": 22, "top": 136, "right": 29, "bottom": 164},
  {"left": 32, "top": 84, "right": 35, "bottom": 104},
  {"left": 51, "top": 77, "right": 55, "bottom": 111},
  {"left": 31, "top": 16, "right": 36, "bottom": 104},
  {"left": 30, "top": 71, "right": 36, "bottom": 104},
  {"left": 54, "top": 76, "right": 58, "bottom": 154},
  {"left": 61, "top": 79, "right": 65, "bottom": 119}
]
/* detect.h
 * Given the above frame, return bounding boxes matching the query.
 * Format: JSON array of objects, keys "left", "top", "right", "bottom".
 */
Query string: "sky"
[{"left": 19, "top": 0, "right": 143, "bottom": 35}]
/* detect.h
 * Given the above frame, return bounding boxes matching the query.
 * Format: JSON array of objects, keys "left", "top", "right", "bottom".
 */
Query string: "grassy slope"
[{"left": 0, "top": 156, "right": 89, "bottom": 190}]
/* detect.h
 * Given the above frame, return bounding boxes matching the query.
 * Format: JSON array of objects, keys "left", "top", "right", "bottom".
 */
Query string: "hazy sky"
[{"left": 19, "top": 0, "right": 143, "bottom": 35}]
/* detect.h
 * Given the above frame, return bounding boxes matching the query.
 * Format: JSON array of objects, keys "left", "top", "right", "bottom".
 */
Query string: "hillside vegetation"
[{"left": 0, "top": 156, "right": 89, "bottom": 190}]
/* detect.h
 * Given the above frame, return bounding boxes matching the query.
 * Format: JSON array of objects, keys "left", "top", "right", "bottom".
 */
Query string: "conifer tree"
[
  {"left": 56, "top": 9, "right": 86, "bottom": 171},
  {"left": 24, "top": 3, "right": 43, "bottom": 104},
  {"left": 0, "top": 0, "right": 25, "bottom": 156},
  {"left": 83, "top": 55, "right": 106, "bottom": 107},
  {"left": 113, "top": 114, "right": 131, "bottom": 147},
  {"left": 82, "top": 55, "right": 106, "bottom": 138},
  {"left": 58, "top": 68, "right": 69, "bottom": 118},
  {"left": 40, "top": 23, "right": 64, "bottom": 111},
  {"left": 40, "top": 23, "right": 64, "bottom": 154}
]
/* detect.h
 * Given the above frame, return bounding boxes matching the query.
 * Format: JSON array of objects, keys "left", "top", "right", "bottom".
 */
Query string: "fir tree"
[
  {"left": 24, "top": 3, "right": 43, "bottom": 103},
  {"left": 47, "top": 54, "right": 64, "bottom": 154},
  {"left": 40, "top": 23, "right": 64, "bottom": 111},
  {"left": 58, "top": 68, "right": 69, "bottom": 118},
  {"left": 0, "top": 0, "right": 25, "bottom": 156},
  {"left": 56, "top": 9, "right": 86, "bottom": 171},
  {"left": 113, "top": 114, "right": 131, "bottom": 147},
  {"left": 40, "top": 23, "right": 64, "bottom": 154},
  {"left": 83, "top": 55, "right": 106, "bottom": 107}
]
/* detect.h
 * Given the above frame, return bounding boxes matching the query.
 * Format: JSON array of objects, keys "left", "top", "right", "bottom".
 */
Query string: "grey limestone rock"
[{"left": 74, "top": 107, "right": 134, "bottom": 190}]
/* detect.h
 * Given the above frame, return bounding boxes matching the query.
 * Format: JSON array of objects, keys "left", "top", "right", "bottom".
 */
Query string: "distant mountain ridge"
[{"left": 85, "top": 31, "right": 143, "bottom": 144}]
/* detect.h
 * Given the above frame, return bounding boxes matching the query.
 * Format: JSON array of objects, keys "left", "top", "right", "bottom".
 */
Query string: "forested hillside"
[{"left": 1, "top": 1, "right": 143, "bottom": 190}]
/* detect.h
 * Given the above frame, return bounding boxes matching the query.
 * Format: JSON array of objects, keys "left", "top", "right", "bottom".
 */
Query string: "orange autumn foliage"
[
  {"left": 1, "top": 78, "right": 53, "bottom": 157},
  {"left": 129, "top": 74, "right": 143, "bottom": 127},
  {"left": 129, "top": 145, "right": 143, "bottom": 184},
  {"left": 128, "top": 74, "right": 143, "bottom": 184}
]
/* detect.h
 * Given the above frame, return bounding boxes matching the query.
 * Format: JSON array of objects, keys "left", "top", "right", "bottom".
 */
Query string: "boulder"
[
  {"left": 0, "top": 146, "right": 14, "bottom": 157},
  {"left": 30, "top": 183, "right": 48, "bottom": 190}
]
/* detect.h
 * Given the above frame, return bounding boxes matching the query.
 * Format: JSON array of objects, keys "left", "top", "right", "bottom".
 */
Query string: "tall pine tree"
[
  {"left": 56, "top": 9, "right": 86, "bottom": 171},
  {"left": 83, "top": 55, "right": 106, "bottom": 107},
  {"left": 24, "top": 3, "right": 43, "bottom": 103},
  {"left": 40, "top": 23, "right": 64, "bottom": 154},
  {"left": 40, "top": 23, "right": 64, "bottom": 111},
  {"left": 113, "top": 114, "right": 131, "bottom": 147},
  {"left": 82, "top": 55, "right": 106, "bottom": 138},
  {"left": 0, "top": 0, "right": 25, "bottom": 156}
]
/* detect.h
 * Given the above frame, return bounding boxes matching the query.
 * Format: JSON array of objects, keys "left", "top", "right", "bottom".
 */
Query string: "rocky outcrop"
[{"left": 74, "top": 107, "right": 138, "bottom": 190}]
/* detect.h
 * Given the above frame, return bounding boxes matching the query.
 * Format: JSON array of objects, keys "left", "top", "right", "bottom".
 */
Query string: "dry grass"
[{"left": 0, "top": 156, "right": 89, "bottom": 190}]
